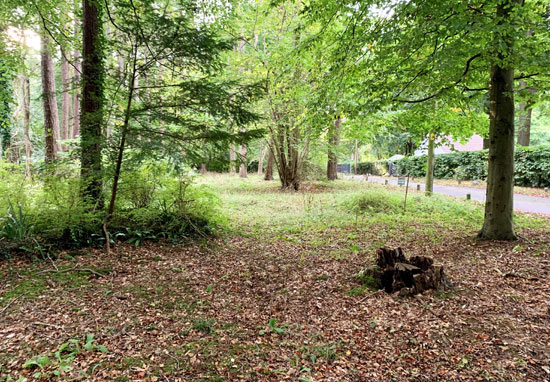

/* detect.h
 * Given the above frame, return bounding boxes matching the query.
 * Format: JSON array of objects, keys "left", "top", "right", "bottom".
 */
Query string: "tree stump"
[{"left": 360, "top": 247, "right": 451, "bottom": 296}]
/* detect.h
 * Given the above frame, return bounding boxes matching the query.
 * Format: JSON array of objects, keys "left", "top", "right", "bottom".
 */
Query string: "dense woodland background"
[{"left": 0, "top": 0, "right": 549, "bottom": 247}]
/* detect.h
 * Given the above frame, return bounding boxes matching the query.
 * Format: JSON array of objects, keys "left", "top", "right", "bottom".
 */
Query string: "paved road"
[{"left": 351, "top": 175, "right": 550, "bottom": 215}]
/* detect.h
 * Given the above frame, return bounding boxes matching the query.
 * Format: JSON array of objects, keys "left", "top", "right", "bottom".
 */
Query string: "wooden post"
[
  {"left": 416, "top": 184, "right": 420, "bottom": 191},
  {"left": 385, "top": 179, "right": 388, "bottom": 185},
  {"left": 404, "top": 174, "right": 410, "bottom": 210},
  {"left": 466, "top": 194, "right": 471, "bottom": 200}
]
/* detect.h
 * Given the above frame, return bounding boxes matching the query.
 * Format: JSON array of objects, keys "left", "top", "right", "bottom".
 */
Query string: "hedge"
[{"left": 356, "top": 146, "right": 550, "bottom": 188}]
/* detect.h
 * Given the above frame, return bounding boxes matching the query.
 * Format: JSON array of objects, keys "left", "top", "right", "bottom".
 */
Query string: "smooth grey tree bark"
[{"left": 479, "top": 0, "right": 519, "bottom": 240}]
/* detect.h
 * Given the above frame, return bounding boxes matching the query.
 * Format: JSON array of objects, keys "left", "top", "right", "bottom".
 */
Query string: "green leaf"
[{"left": 24, "top": 355, "right": 51, "bottom": 369}]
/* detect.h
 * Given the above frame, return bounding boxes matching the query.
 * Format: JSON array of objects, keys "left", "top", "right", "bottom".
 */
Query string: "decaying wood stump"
[{"left": 361, "top": 247, "right": 451, "bottom": 296}]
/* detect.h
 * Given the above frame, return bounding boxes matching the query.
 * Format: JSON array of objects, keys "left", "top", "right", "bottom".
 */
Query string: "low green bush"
[
  {"left": 0, "top": 162, "right": 224, "bottom": 257},
  {"left": 393, "top": 146, "right": 550, "bottom": 187},
  {"left": 354, "top": 160, "right": 388, "bottom": 176}
]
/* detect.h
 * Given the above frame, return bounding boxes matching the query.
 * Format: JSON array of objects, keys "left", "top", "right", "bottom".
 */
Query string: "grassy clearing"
[{"left": 199, "top": 173, "right": 547, "bottom": 239}]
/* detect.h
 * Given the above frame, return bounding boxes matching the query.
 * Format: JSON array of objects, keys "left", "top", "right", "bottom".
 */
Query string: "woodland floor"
[{"left": 1, "top": 175, "right": 550, "bottom": 382}]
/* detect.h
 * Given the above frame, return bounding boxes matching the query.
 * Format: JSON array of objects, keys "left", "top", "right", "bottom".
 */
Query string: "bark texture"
[
  {"left": 80, "top": 0, "right": 104, "bottom": 206},
  {"left": 360, "top": 247, "right": 451, "bottom": 296},
  {"left": 479, "top": 0, "right": 518, "bottom": 240},
  {"left": 239, "top": 143, "right": 248, "bottom": 178},
  {"left": 41, "top": 33, "right": 60, "bottom": 163},
  {"left": 425, "top": 132, "right": 435, "bottom": 196},
  {"left": 354, "top": 140, "right": 359, "bottom": 175},
  {"left": 264, "top": 147, "right": 274, "bottom": 180},
  {"left": 73, "top": 19, "right": 82, "bottom": 139},
  {"left": 61, "top": 57, "right": 71, "bottom": 148},
  {"left": 517, "top": 105, "right": 531, "bottom": 146},
  {"left": 257, "top": 140, "right": 265, "bottom": 175},
  {"left": 229, "top": 145, "right": 236, "bottom": 174},
  {"left": 272, "top": 120, "right": 301, "bottom": 190},
  {"left": 22, "top": 75, "right": 31, "bottom": 177},
  {"left": 327, "top": 116, "right": 341, "bottom": 181},
  {"left": 517, "top": 81, "right": 534, "bottom": 147}
]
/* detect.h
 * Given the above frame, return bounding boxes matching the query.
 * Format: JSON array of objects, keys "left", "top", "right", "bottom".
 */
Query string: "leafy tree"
[
  {"left": 305, "top": 0, "right": 550, "bottom": 240},
  {"left": 101, "top": 0, "right": 261, "bottom": 220}
]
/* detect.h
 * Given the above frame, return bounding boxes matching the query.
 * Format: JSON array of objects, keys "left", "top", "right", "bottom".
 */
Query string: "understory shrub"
[
  {"left": 0, "top": 162, "right": 224, "bottom": 257},
  {"left": 354, "top": 161, "right": 388, "bottom": 176},
  {"left": 345, "top": 192, "right": 401, "bottom": 216},
  {"left": 301, "top": 161, "right": 326, "bottom": 181},
  {"left": 111, "top": 165, "right": 224, "bottom": 241},
  {"left": 393, "top": 146, "right": 550, "bottom": 187}
]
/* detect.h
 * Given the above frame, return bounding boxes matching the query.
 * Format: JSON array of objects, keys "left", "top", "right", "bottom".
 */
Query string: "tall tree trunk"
[
  {"left": 200, "top": 163, "right": 207, "bottom": 174},
  {"left": 80, "top": 0, "right": 105, "bottom": 207},
  {"left": 264, "top": 146, "right": 274, "bottom": 180},
  {"left": 479, "top": 0, "right": 518, "bottom": 241},
  {"left": 72, "top": 18, "right": 81, "bottom": 138},
  {"left": 22, "top": 75, "right": 32, "bottom": 177},
  {"left": 257, "top": 139, "right": 265, "bottom": 175},
  {"left": 61, "top": 57, "right": 71, "bottom": 149},
  {"left": 0, "top": 67, "right": 12, "bottom": 161},
  {"left": 239, "top": 143, "right": 248, "bottom": 178},
  {"left": 517, "top": 81, "right": 534, "bottom": 147},
  {"left": 327, "top": 116, "right": 341, "bottom": 181},
  {"left": 354, "top": 140, "right": 359, "bottom": 174},
  {"left": 229, "top": 145, "right": 236, "bottom": 174},
  {"left": 425, "top": 132, "right": 435, "bottom": 196},
  {"left": 41, "top": 33, "right": 60, "bottom": 163},
  {"left": 107, "top": 47, "right": 137, "bottom": 220},
  {"left": 517, "top": 105, "right": 531, "bottom": 146}
]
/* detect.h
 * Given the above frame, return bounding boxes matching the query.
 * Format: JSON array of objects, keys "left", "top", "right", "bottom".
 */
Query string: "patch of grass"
[
  {"left": 1, "top": 266, "right": 90, "bottom": 306},
  {"left": 196, "top": 174, "right": 534, "bottom": 243},
  {"left": 356, "top": 272, "right": 378, "bottom": 291},
  {"left": 347, "top": 285, "right": 369, "bottom": 297},
  {"left": 310, "top": 342, "right": 339, "bottom": 362},
  {"left": 314, "top": 273, "right": 329, "bottom": 281},
  {"left": 193, "top": 318, "right": 216, "bottom": 333}
]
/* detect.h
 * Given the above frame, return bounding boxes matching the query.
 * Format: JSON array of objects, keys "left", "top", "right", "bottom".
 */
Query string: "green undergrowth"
[
  {"left": 0, "top": 262, "right": 105, "bottom": 308},
  {"left": 0, "top": 162, "right": 225, "bottom": 258},
  {"left": 198, "top": 174, "right": 547, "bottom": 241}
]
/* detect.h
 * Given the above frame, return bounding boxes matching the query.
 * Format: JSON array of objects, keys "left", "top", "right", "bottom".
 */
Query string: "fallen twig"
[
  {"left": 37, "top": 266, "right": 106, "bottom": 278},
  {"left": 32, "top": 321, "right": 64, "bottom": 329},
  {"left": 0, "top": 294, "right": 23, "bottom": 314},
  {"left": 494, "top": 267, "right": 539, "bottom": 281},
  {"left": 413, "top": 295, "right": 445, "bottom": 321},
  {"left": 358, "top": 289, "right": 386, "bottom": 303}
]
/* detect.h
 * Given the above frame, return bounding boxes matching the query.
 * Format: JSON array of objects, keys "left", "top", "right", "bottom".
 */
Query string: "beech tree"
[{"left": 306, "top": 0, "right": 550, "bottom": 240}]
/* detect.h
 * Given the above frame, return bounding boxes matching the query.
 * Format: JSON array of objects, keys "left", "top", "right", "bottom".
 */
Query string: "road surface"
[{"left": 351, "top": 175, "right": 550, "bottom": 215}]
